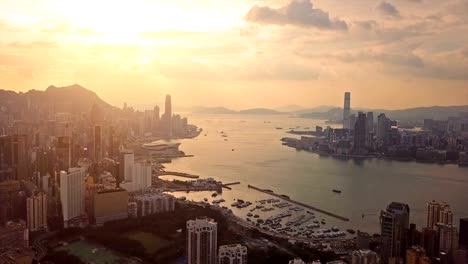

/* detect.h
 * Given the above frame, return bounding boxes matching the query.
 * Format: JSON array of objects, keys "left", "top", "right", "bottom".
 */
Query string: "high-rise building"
[
  {"left": 343, "top": 92, "right": 351, "bottom": 130},
  {"left": 351, "top": 249, "right": 379, "bottom": 264},
  {"left": 13, "top": 134, "right": 28, "bottom": 181},
  {"left": 349, "top": 113, "right": 356, "bottom": 132},
  {"left": 187, "top": 217, "right": 218, "bottom": 264},
  {"left": 460, "top": 218, "right": 468, "bottom": 248},
  {"left": 153, "top": 105, "right": 160, "bottom": 133},
  {"left": 377, "top": 114, "right": 388, "bottom": 147},
  {"left": 427, "top": 201, "right": 452, "bottom": 229},
  {"left": 56, "top": 135, "right": 72, "bottom": 170},
  {"left": 133, "top": 160, "right": 152, "bottom": 192},
  {"left": 0, "top": 180, "right": 21, "bottom": 226},
  {"left": 453, "top": 248, "right": 468, "bottom": 264},
  {"left": 218, "top": 244, "right": 248, "bottom": 264},
  {"left": 133, "top": 192, "right": 175, "bottom": 217},
  {"left": 366, "top": 112, "right": 374, "bottom": 147},
  {"left": 421, "top": 228, "right": 439, "bottom": 259},
  {"left": 119, "top": 150, "right": 134, "bottom": 182},
  {"left": 405, "top": 246, "right": 426, "bottom": 264},
  {"left": 93, "top": 125, "right": 103, "bottom": 162},
  {"left": 353, "top": 112, "right": 367, "bottom": 153},
  {"left": 60, "top": 167, "right": 85, "bottom": 227},
  {"left": 26, "top": 192, "right": 48, "bottom": 232},
  {"left": 162, "top": 94, "right": 173, "bottom": 137},
  {"left": 380, "top": 202, "right": 410, "bottom": 264},
  {"left": 438, "top": 224, "right": 459, "bottom": 253}
]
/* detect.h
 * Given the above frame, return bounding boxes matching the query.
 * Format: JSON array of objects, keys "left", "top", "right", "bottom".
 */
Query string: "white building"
[
  {"left": 26, "top": 193, "right": 48, "bottom": 231},
  {"left": 119, "top": 150, "right": 134, "bottom": 182},
  {"left": 133, "top": 161, "right": 152, "bottom": 191},
  {"left": 60, "top": 167, "right": 86, "bottom": 227},
  {"left": 187, "top": 217, "right": 217, "bottom": 264},
  {"left": 218, "top": 244, "right": 247, "bottom": 264},
  {"left": 133, "top": 192, "right": 175, "bottom": 217},
  {"left": 351, "top": 250, "right": 379, "bottom": 264}
]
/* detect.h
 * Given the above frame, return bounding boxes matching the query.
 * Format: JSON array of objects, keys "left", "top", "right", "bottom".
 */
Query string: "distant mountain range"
[{"left": 191, "top": 107, "right": 287, "bottom": 115}]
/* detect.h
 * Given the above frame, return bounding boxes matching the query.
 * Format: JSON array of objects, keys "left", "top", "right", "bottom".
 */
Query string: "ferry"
[
  {"left": 275, "top": 127, "right": 283, "bottom": 130},
  {"left": 332, "top": 189, "right": 342, "bottom": 193},
  {"left": 321, "top": 220, "right": 326, "bottom": 225},
  {"left": 247, "top": 213, "right": 253, "bottom": 217},
  {"left": 212, "top": 192, "right": 218, "bottom": 197},
  {"left": 347, "top": 229, "right": 356, "bottom": 234}
]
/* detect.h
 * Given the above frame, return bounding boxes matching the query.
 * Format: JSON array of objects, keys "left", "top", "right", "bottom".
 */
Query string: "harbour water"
[{"left": 162, "top": 113, "right": 468, "bottom": 234}]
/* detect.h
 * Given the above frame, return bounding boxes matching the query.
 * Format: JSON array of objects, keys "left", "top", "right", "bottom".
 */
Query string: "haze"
[{"left": 1, "top": 0, "right": 467, "bottom": 109}]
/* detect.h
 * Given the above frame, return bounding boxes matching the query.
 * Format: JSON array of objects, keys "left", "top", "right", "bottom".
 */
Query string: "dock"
[
  {"left": 221, "top": 182, "right": 241, "bottom": 190},
  {"left": 247, "top": 184, "right": 349, "bottom": 222},
  {"left": 156, "top": 171, "right": 200, "bottom": 179}
]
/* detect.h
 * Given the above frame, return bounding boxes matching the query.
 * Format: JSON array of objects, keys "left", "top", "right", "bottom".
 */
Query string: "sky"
[{"left": 0, "top": 0, "right": 467, "bottom": 110}]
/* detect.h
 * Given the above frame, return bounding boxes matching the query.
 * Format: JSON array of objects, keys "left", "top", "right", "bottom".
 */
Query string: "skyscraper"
[
  {"left": 13, "top": 134, "right": 28, "bottom": 181},
  {"left": 153, "top": 105, "right": 160, "bottom": 133},
  {"left": 438, "top": 224, "right": 458, "bottom": 253},
  {"left": 133, "top": 160, "right": 152, "bottom": 192},
  {"left": 427, "top": 201, "right": 452, "bottom": 229},
  {"left": 162, "top": 94, "right": 173, "bottom": 137},
  {"left": 366, "top": 112, "right": 374, "bottom": 148},
  {"left": 218, "top": 244, "right": 248, "bottom": 264},
  {"left": 60, "top": 167, "right": 85, "bottom": 227},
  {"left": 380, "top": 202, "right": 410, "bottom": 264},
  {"left": 119, "top": 150, "right": 134, "bottom": 182},
  {"left": 343, "top": 92, "right": 351, "bottom": 130},
  {"left": 405, "top": 246, "right": 427, "bottom": 264},
  {"left": 93, "top": 125, "right": 103, "bottom": 162},
  {"left": 377, "top": 113, "right": 388, "bottom": 147},
  {"left": 187, "top": 217, "right": 218, "bottom": 264},
  {"left": 460, "top": 218, "right": 468, "bottom": 248},
  {"left": 353, "top": 112, "right": 367, "bottom": 153},
  {"left": 26, "top": 192, "right": 48, "bottom": 231}
]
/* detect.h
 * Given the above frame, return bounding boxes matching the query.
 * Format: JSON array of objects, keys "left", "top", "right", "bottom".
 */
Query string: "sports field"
[{"left": 124, "top": 231, "right": 170, "bottom": 254}]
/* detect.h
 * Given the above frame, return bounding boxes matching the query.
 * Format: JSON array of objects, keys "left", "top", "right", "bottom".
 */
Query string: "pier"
[
  {"left": 156, "top": 171, "right": 200, "bottom": 179},
  {"left": 247, "top": 184, "right": 350, "bottom": 222}
]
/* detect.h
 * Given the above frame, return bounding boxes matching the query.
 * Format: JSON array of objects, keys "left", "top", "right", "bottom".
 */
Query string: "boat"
[
  {"left": 332, "top": 189, "right": 342, "bottom": 193},
  {"left": 321, "top": 220, "right": 326, "bottom": 224},
  {"left": 203, "top": 198, "right": 208, "bottom": 202},
  {"left": 232, "top": 149, "right": 235, "bottom": 151},
  {"left": 253, "top": 215, "right": 260, "bottom": 218},
  {"left": 275, "top": 127, "right": 283, "bottom": 130},
  {"left": 212, "top": 192, "right": 218, "bottom": 197},
  {"left": 279, "top": 194, "right": 290, "bottom": 199},
  {"left": 347, "top": 229, "right": 356, "bottom": 234},
  {"left": 247, "top": 213, "right": 253, "bottom": 217}
]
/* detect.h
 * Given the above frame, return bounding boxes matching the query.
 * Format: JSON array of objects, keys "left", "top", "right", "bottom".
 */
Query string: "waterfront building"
[
  {"left": 60, "top": 167, "right": 86, "bottom": 227},
  {"left": 187, "top": 217, "right": 217, "bottom": 264},
  {"left": 119, "top": 150, "right": 134, "bottom": 182},
  {"left": 377, "top": 114, "right": 388, "bottom": 147},
  {"left": 93, "top": 188, "right": 128, "bottom": 225},
  {"left": 380, "top": 202, "right": 410, "bottom": 264},
  {"left": 343, "top": 92, "right": 351, "bottom": 130},
  {"left": 26, "top": 192, "right": 47, "bottom": 231},
  {"left": 0, "top": 222, "right": 29, "bottom": 249},
  {"left": 349, "top": 113, "right": 356, "bottom": 132},
  {"left": 353, "top": 112, "right": 367, "bottom": 153},
  {"left": 289, "top": 258, "right": 307, "bottom": 264},
  {"left": 460, "top": 218, "right": 468, "bottom": 248},
  {"left": 133, "top": 192, "right": 174, "bottom": 217},
  {"left": 218, "top": 244, "right": 248, "bottom": 264},
  {"left": 426, "top": 201, "right": 452, "bottom": 229},
  {"left": 351, "top": 249, "right": 379, "bottom": 264},
  {"left": 405, "top": 246, "right": 426, "bottom": 264},
  {"left": 161, "top": 94, "right": 173, "bottom": 137}
]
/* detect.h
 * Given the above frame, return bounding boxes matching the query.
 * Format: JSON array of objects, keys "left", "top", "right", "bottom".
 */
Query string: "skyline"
[{"left": 1, "top": 0, "right": 467, "bottom": 109}]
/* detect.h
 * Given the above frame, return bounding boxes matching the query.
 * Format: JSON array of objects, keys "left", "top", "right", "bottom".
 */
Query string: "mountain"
[
  {"left": 0, "top": 84, "right": 116, "bottom": 115},
  {"left": 238, "top": 108, "right": 287, "bottom": 115},
  {"left": 294, "top": 105, "right": 338, "bottom": 114},
  {"left": 275, "top": 104, "right": 305, "bottom": 112},
  {"left": 191, "top": 106, "right": 237, "bottom": 114},
  {"left": 299, "top": 105, "right": 468, "bottom": 121}
]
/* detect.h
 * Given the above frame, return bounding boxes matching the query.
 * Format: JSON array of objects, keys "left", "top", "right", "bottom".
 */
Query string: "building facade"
[
  {"left": 187, "top": 217, "right": 217, "bottom": 264},
  {"left": 218, "top": 244, "right": 248, "bottom": 264},
  {"left": 380, "top": 202, "right": 410, "bottom": 264},
  {"left": 26, "top": 192, "right": 48, "bottom": 231},
  {"left": 60, "top": 167, "right": 86, "bottom": 227}
]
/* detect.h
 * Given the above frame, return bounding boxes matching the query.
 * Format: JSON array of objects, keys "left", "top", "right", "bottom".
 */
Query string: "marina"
[{"left": 247, "top": 184, "right": 350, "bottom": 221}]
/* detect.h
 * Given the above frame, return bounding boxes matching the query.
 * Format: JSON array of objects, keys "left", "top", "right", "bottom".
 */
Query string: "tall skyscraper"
[
  {"left": 60, "top": 167, "right": 85, "bottom": 227},
  {"left": 460, "top": 218, "right": 468, "bottom": 248},
  {"left": 218, "top": 244, "right": 248, "bottom": 264},
  {"left": 377, "top": 113, "right": 388, "bottom": 147},
  {"left": 13, "top": 134, "right": 28, "bottom": 181},
  {"left": 153, "top": 105, "right": 160, "bottom": 133},
  {"left": 343, "top": 92, "right": 351, "bottom": 130},
  {"left": 366, "top": 112, "right": 374, "bottom": 148},
  {"left": 353, "top": 112, "right": 367, "bottom": 153},
  {"left": 93, "top": 125, "right": 103, "bottom": 162},
  {"left": 380, "top": 202, "right": 410, "bottom": 264},
  {"left": 133, "top": 160, "right": 152, "bottom": 192},
  {"left": 187, "top": 217, "right": 218, "bottom": 264},
  {"left": 57, "top": 135, "right": 72, "bottom": 170},
  {"left": 421, "top": 228, "right": 438, "bottom": 259},
  {"left": 162, "top": 94, "right": 173, "bottom": 137},
  {"left": 26, "top": 192, "right": 48, "bottom": 231},
  {"left": 427, "top": 201, "right": 452, "bottom": 229}
]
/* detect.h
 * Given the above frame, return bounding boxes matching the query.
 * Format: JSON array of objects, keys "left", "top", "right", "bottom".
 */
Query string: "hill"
[{"left": 0, "top": 84, "right": 115, "bottom": 115}]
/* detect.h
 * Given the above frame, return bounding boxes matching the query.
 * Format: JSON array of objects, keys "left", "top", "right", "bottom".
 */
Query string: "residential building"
[
  {"left": 26, "top": 192, "right": 47, "bottom": 231},
  {"left": 380, "top": 202, "right": 410, "bottom": 264},
  {"left": 60, "top": 167, "right": 85, "bottom": 227},
  {"left": 93, "top": 188, "right": 128, "bottom": 226},
  {"left": 351, "top": 249, "right": 379, "bottom": 264},
  {"left": 218, "top": 244, "right": 247, "bottom": 264},
  {"left": 343, "top": 92, "right": 351, "bottom": 130},
  {"left": 187, "top": 217, "right": 217, "bottom": 264}
]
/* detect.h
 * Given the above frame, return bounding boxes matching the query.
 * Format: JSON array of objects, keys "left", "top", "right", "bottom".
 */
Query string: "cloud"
[
  {"left": 245, "top": 0, "right": 348, "bottom": 30},
  {"left": 377, "top": 1, "right": 400, "bottom": 18}
]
